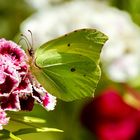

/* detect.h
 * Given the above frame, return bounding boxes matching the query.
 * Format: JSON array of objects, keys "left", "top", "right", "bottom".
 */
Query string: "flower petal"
[
  {"left": 42, "top": 93, "right": 56, "bottom": 111},
  {"left": 0, "top": 38, "right": 26, "bottom": 64},
  {"left": 0, "top": 110, "right": 9, "bottom": 130},
  {"left": 0, "top": 93, "right": 20, "bottom": 111},
  {"left": 19, "top": 95, "right": 34, "bottom": 111}
]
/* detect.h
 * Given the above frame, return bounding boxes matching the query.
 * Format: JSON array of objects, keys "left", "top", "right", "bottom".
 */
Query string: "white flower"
[
  {"left": 25, "top": 0, "right": 49, "bottom": 10},
  {"left": 20, "top": 0, "right": 109, "bottom": 47},
  {"left": 21, "top": 0, "right": 140, "bottom": 82}
]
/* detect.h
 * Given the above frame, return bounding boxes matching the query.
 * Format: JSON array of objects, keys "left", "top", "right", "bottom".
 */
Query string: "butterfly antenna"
[
  {"left": 27, "top": 30, "right": 35, "bottom": 57},
  {"left": 20, "top": 33, "right": 32, "bottom": 49},
  {"left": 18, "top": 36, "right": 31, "bottom": 51},
  {"left": 28, "top": 30, "right": 33, "bottom": 47}
]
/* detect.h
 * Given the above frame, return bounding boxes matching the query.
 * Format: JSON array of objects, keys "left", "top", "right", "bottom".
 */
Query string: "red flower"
[{"left": 81, "top": 88, "right": 140, "bottom": 140}]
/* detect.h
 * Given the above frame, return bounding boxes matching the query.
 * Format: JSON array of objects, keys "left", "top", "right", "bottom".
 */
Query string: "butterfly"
[{"left": 27, "top": 29, "right": 108, "bottom": 101}]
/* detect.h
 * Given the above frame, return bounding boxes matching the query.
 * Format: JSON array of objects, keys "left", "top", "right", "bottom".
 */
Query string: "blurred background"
[{"left": 1, "top": 0, "right": 140, "bottom": 139}]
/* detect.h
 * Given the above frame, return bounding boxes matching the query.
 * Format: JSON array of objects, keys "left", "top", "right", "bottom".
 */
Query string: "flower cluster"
[
  {"left": 0, "top": 39, "right": 56, "bottom": 129},
  {"left": 81, "top": 88, "right": 140, "bottom": 140}
]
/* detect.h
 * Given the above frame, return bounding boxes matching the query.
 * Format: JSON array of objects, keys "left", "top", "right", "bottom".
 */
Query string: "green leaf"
[
  {"left": 36, "top": 127, "right": 63, "bottom": 132},
  {"left": 10, "top": 133, "right": 22, "bottom": 140},
  {"left": 30, "top": 29, "right": 108, "bottom": 101},
  {"left": 0, "top": 127, "right": 63, "bottom": 140},
  {"left": 7, "top": 111, "right": 48, "bottom": 129},
  {"left": 0, "top": 107, "right": 62, "bottom": 140},
  {"left": 12, "top": 127, "right": 63, "bottom": 136},
  {"left": 23, "top": 116, "right": 46, "bottom": 123},
  {"left": 0, "top": 129, "right": 10, "bottom": 139},
  {"left": 0, "top": 114, "right": 62, "bottom": 139},
  {"left": 0, "top": 129, "right": 22, "bottom": 140}
]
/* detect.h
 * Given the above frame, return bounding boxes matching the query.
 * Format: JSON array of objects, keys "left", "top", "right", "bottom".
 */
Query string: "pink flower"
[
  {"left": 32, "top": 78, "right": 56, "bottom": 111},
  {"left": 42, "top": 93, "right": 56, "bottom": 111},
  {"left": 0, "top": 38, "right": 56, "bottom": 129},
  {"left": 0, "top": 110, "right": 9, "bottom": 130},
  {"left": 81, "top": 88, "right": 140, "bottom": 140}
]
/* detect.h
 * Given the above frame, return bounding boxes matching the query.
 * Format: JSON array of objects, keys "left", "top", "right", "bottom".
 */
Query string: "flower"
[
  {"left": 0, "top": 110, "right": 9, "bottom": 130},
  {"left": 25, "top": 0, "right": 49, "bottom": 10},
  {"left": 32, "top": 77, "right": 56, "bottom": 111},
  {"left": 81, "top": 88, "right": 140, "bottom": 140},
  {"left": 21, "top": 0, "right": 140, "bottom": 82},
  {"left": 0, "top": 38, "right": 56, "bottom": 129}
]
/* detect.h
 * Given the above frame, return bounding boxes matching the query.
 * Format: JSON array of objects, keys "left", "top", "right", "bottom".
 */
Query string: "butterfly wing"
[{"left": 30, "top": 29, "right": 108, "bottom": 101}]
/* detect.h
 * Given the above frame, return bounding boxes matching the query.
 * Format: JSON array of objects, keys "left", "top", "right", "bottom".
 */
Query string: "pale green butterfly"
[{"left": 27, "top": 29, "right": 108, "bottom": 101}]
